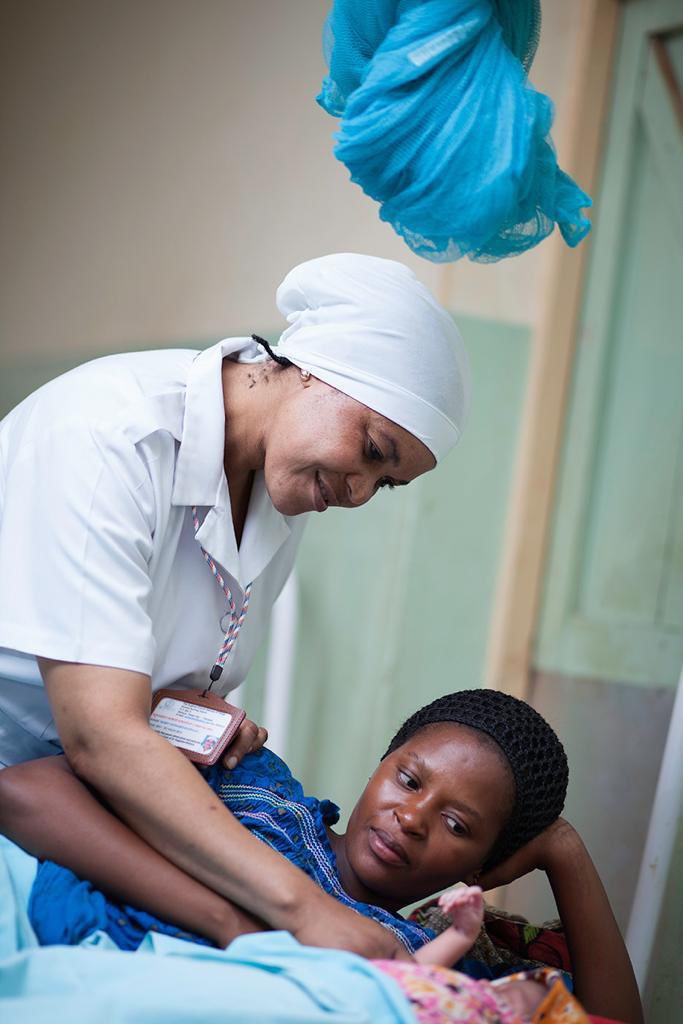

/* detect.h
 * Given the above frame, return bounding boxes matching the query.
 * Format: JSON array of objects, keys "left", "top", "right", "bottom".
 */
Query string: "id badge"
[{"left": 149, "top": 689, "right": 246, "bottom": 766}]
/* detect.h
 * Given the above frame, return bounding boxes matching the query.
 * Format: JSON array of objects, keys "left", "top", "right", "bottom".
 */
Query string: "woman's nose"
[{"left": 394, "top": 801, "right": 428, "bottom": 838}]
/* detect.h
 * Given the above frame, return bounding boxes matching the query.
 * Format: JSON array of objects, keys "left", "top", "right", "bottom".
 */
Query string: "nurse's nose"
[{"left": 345, "top": 470, "right": 377, "bottom": 507}]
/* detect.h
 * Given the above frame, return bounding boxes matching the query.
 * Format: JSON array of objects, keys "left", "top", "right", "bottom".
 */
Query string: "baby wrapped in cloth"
[{"left": 376, "top": 962, "right": 589, "bottom": 1023}]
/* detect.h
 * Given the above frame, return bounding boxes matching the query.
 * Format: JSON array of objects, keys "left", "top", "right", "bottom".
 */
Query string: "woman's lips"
[{"left": 368, "top": 827, "right": 409, "bottom": 867}]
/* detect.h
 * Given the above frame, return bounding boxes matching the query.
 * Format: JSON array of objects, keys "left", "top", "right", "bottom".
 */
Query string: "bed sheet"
[{"left": 0, "top": 837, "right": 415, "bottom": 1024}]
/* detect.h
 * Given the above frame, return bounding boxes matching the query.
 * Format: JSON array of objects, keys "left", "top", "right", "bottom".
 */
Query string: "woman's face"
[
  {"left": 262, "top": 375, "right": 436, "bottom": 516},
  {"left": 339, "top": 723, "right": 515, "bottom": 911}
]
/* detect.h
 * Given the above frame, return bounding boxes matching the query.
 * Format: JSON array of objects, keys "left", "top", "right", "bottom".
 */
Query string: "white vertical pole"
[
  {"left": 626, "top": 666, "right": 683, "bottom": 992},
  {"left": 260, "top": 571, "right": 299, "bottom": 759}
]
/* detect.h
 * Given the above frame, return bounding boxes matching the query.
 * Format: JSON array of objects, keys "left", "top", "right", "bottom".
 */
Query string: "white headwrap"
[{"left": 276, "top": 253, "right": 470, "bottom": 463}]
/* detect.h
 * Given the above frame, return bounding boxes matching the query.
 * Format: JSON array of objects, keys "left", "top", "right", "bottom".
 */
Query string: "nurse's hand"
[
  {"left": 222, "top": 718, "right": 268, "bottom": 769},
  {"left": 290, "top": 890, "right": 413, "bottom": 961}
]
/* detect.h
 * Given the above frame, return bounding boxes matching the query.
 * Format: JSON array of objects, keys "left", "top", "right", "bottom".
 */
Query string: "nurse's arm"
[
  {"left": 40, "top": 658, "right": 408, "bottom": 960},
  {"left": 0, "top": 755, "right": 265, "bottom": 947}
]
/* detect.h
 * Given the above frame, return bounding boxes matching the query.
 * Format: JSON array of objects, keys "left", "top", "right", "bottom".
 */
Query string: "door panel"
[{"left": 536, "top": 4, "right": 683, "bottom": 686}]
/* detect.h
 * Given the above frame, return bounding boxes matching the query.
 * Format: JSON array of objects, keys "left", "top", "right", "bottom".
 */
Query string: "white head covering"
[{"left": 276, "top": 253, "right": 470, "bottom": 463}]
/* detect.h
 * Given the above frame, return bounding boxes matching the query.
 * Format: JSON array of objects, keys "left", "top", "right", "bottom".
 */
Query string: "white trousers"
[{"left": 0, "top": 703, "right": 63, "bottom": 768}]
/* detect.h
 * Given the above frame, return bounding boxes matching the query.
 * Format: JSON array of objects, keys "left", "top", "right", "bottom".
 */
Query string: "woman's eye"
[
  {"left": 444, "top": 815, "right": 466, "bottom": 837},
  {"left": 398, "top": 769, "right": 418, "bottom": 790},
  {"left": 377, "top": 476, "right": 395, "bottom": 490}
]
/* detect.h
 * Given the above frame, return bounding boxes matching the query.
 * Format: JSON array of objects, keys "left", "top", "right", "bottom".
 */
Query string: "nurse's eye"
[
  {"left": 367, "top": 437, "right": 383, "bottom": 461},
  {"left": 444, "top": 814, "right": 466, "bottom": 837},
  {"left": 377, "top": 476, "right": 396, "bottom": 490},
  {"left": 397, "top": 768, "right": 419, "bottom": 790}
]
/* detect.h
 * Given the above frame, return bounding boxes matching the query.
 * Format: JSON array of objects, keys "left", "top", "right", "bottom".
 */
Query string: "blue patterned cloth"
[{"left": 29, "top": 748, "right": 433, "bottom": 954}]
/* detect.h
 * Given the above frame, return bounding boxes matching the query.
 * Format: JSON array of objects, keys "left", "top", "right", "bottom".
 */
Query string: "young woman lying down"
[{"left": 0, "top": 689, "right": 642, "bottom": 1024}]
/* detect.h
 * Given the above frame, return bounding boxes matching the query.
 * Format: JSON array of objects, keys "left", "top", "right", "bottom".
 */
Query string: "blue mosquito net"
[{"left": 317, "top": 0, "right": 592, "bottom": 262}]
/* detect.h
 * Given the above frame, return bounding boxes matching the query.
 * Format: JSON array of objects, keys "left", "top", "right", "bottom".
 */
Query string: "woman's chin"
[{"left": 348, "top": 851, "right": 410, "bottom": 907}]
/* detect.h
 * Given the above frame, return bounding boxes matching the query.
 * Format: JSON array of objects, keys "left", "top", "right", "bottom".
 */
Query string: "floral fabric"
[
  {"left": 376, "top": 963, "right": 590, "bottom": 1024},
  {"left": 376, "top": 961, "right": 518, "bottom": 1024}
]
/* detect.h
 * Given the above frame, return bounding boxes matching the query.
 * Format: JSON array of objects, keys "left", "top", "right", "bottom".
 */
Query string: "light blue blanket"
[{"left": 0, "top": 837, "right": 415, "bottom": 1024}]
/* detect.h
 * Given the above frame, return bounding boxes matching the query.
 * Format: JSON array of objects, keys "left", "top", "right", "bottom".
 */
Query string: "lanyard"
[{"left": 192, "top": 506, "right": 253, "bottom": 690}]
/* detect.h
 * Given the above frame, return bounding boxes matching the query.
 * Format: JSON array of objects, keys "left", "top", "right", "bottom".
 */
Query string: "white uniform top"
[{"left": 0, "top": 337, "right": 307, "bottom": 748}]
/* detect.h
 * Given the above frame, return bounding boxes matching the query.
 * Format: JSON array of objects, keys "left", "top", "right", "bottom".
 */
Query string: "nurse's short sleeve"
[{"left": 0, "top": 421, "right": 160, "bottom": 674}]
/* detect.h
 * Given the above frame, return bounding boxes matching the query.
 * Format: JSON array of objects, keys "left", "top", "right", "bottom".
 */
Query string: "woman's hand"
[
  {"left": 223, "top": 718, "right": 268, "bottom": 769},
  {"left": 476, "top": 817, "right": 577, "bottom": 891}
]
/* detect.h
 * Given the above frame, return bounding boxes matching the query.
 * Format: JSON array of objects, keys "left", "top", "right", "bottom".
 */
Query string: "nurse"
[{"left": 0, "top": 253, "right": 469, "bottom": 958}]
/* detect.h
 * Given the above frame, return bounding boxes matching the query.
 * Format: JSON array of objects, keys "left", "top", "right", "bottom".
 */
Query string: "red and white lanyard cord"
[{"left": 192, "top": 506, "right": 252, "bottom": 690}]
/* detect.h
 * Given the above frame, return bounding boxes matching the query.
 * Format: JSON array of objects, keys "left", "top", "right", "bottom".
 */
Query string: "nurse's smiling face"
[
  {"left": 262, "top": 375, "right": 436, "bottom": 516},
  {"left": 328, "top": 723, "right": 515, "bottom": 913}
]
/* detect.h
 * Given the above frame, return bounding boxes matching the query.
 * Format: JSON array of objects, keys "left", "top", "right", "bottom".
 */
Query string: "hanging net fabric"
[{"left": 317, "top": 0, "right": 592, "bottom": 263}]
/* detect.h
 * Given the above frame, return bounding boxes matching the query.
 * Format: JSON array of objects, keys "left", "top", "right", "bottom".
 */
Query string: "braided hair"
[
  {"left": 251, "top": 334, "right": 293, "bottom": 369},
  {"left": 383, "top": 690, "right": 568, "bottom": 870}
]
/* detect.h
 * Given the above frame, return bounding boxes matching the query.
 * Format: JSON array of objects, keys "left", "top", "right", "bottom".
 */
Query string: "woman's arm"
[
  {"left": 39, "top": 659, "right": 408, "bottom": 960},
  {"left": 543, "top": 822, "right": 643, "bottom": 1024},
  {"left": 479, "top": 819, "right": 643, "bottom": 1024},
  {"left": 0, "top": 755, "right": 264, "bottom": 947}
]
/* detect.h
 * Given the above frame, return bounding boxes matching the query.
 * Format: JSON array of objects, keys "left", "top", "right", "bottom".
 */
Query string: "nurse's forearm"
[
  {"left": 41, "top": 660, "right": 407, "bottom": 960},
  {"left": 70, "top": 722, "right": 321, "bottom": 927},
  {"left": 40, "top": 660, "right": 317, "bottom": 928},
  {"left": 0, "top": 756, "right": 265, "bottom": 947}
]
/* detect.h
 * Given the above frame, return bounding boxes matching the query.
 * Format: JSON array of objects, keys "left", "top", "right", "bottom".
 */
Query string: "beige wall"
[{"left": 1, "top": 0, "right": 582, "bottom": 362}]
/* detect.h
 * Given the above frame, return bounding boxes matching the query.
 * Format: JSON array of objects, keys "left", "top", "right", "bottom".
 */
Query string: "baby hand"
[
  {"left": 414, "top": 886, "right": 485, "bottom": 966},
  {"left": 438, "top": 885, "right": 484, "bottom": 945}
]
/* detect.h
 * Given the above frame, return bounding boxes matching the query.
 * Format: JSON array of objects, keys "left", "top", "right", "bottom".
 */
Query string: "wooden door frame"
[{"left": 483, "top": 0, "right": 622, "bottom": 699}]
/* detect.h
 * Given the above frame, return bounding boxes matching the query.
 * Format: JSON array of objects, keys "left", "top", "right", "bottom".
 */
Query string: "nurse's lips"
[
  {"left": 314, "top": 471, "right": 334, "bottom": 512},
  {"left": 368, "top": 827, "right": 410, "bottom": 867}
]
